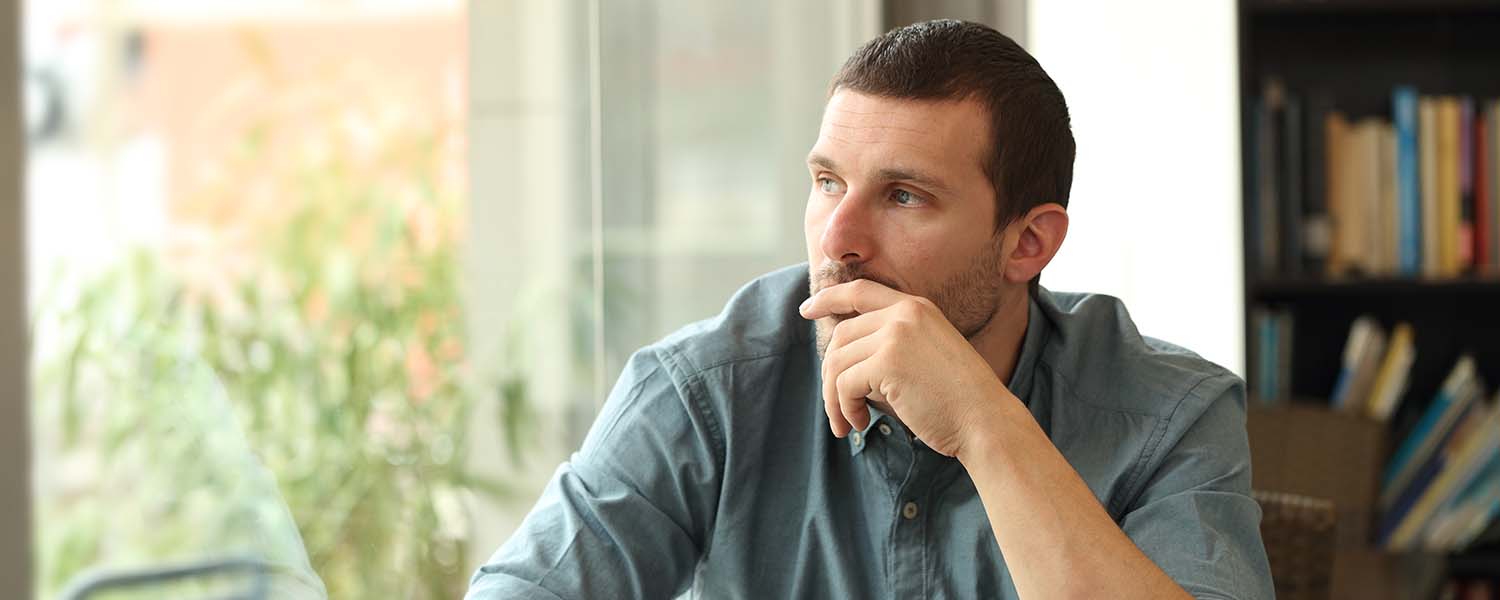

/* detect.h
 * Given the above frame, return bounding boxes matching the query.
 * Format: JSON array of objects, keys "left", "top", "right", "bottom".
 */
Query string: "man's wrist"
[{"left": 955, "top": 383, "right": 1028, "bottom": 468}]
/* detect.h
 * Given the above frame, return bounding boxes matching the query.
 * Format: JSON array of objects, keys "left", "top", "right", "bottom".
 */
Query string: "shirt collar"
[
  {"left": 1006, "top": 288, "right": 1052, "bottom": 405},
  {"left": 847, "top": 405, "right": 895, "bottom": 456}
]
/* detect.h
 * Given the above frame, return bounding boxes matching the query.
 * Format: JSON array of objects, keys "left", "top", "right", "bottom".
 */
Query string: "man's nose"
[{"left": 819, "top": 189, "right": 877, "bottom": 264}]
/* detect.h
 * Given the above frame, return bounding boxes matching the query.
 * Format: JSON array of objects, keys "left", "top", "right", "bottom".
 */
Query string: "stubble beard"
[{"left": 810, "top": 239, "right": 1007, "bottom": 361}]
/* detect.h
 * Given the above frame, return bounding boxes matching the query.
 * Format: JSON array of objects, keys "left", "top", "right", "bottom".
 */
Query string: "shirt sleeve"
[
  {"left": 465, "top": 347, "right": 724, "bottom": 600},
  {"left": 1118, "top": 375, "right": 1275, "bottom": 600}
]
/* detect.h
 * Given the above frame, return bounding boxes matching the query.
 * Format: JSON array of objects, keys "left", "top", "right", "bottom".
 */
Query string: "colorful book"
[
  {"left": 1331, "top": 315, "right": 1386, "bottom": 411},
  {"left": 1477, "top": 102, "right": 1490, "bottom": 273},
  {"left": 1439, "top": 97, "right": 1462, "bottom": 277},
  {"left": 1386, "top": 385, "right": 1497, "bottom": 551},
  {"left": 1366, "top": 322, "right": 1417, "bottom": 421},
  {"left": 1381, "top": 356, "right": 1480, "bottom": 508},
  {"left": 1421, "top": 97, "right": 1441, "bottom": 278},
  {"left": 1394, "top": 87, "right": 1423, "bottom": 275},
  {"left": 1423, "top": 445, "right": 1500, "bottom": 550},
  {"left": 1460, "top": 98, "right": 1475, "bottom": 270},
  {"left": 1378, "top": 401, "right": 1478, "bottom": 547}
]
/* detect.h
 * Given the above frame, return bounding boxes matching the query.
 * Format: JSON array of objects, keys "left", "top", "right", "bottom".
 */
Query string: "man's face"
[{"left": 805, "top": 90, "right": 1009, "bottom": 357}]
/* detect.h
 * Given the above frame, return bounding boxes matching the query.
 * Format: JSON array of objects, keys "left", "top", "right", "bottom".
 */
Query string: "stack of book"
[
  {"left": 1247, "top": 309, "right": 1417, "bottom": 414},
  {"left": 1376, "top": 356, "right": 1500, "bottom": 553},
  {"left": 1249, "top": 81, "right": 1500, "bottom": 279}
]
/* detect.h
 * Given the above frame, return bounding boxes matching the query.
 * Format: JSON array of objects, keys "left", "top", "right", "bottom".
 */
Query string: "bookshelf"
[{"left": 1239, "top": 0, "right": 1500, "bottom": 596}]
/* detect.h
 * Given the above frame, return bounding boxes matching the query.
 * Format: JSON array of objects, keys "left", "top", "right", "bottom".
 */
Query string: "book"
[
  {"left": 1439, "top": 97, "right": 1462, "bottom": 277},
  {"left": 1491, "top": 101, "right": 1500, "bottom": 271},
  {"left": 1394, "top": 86, "right": 1423, "bottom": 275},
  {"left": 1282, "top": 94, "right": 1305, "bottom": 275},
  {"left": 1378, "top": 377, "right": 1484, "bottom": 546},
  {"left": 1249, "top": 307, "right": 1293, "bottom": 404},
  {"left": 1385, "top": 383, "right": 1496, "bottom": 551},
  {"left": 1328, "top": 118, "right": 1385, "bottom": 276},
  {"left": 1331, "top": 315, "right": 1385, "bottom": 410},
  {"left": 1276, "top": 310, "right": 1294, "bottom": 402},
  {"left": 1303, "top": 91, "right": 1337, "bottom": 275},
  {"left": 1380, "top": 123, "right": 1400, "bottom": 273},
  {"left": 1476, "top": 102, "right": 1490, "bottom": 273},
  {"left": 1325, "top": 111, "right": 1348, "bottom": 276},
  {"left": 1379, "top": 397, "right": 1482, "bottom": 547},
  {"left": 1366, "top": 322, "right": 1417, "bottom": 421},
  {"left": 1422, "top": 438, "right": 1500, "bottom": 550},
  {"left": 1259, "top": 84, "right": 1284, "bottom": 275},
  {"left": 1460, "top": 98, "right": 1475, "bottom": 271},
  {"left": 1422, "top": 97, "right": 1442, "bottom": 277},
  {"left": 1381, "top": 355, "right": 1481, "bottom": 508},
  {"left": 1251, "top": 307, "right": 1273, "bottom": 403}
]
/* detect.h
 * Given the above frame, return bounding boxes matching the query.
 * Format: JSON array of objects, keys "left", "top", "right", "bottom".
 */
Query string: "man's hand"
[{"left": 799, "top": 279, "right": 1009, "bottom": 457}]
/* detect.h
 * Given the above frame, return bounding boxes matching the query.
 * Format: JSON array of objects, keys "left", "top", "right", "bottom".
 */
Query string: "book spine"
[
  {"left": 1492, "top": 101, "right": 1500, "bottom": 271},
  {"left": 1421, "top": 98, "right": 1442, "bottom": 278},
  {"left": 1460, "top": 98, "right": 1475, "bottom": 272},
  {"left": 1395, "top": 87, "right": 1423, "bottom": 276},
  {"left": 1478, "top": 104, "right": 1491, "bottom": 272}
]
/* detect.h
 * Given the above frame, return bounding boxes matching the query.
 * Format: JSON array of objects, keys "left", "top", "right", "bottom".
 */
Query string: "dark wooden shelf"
[
  {"left": 1240, "top": 0, "right": 1500, "bottom": 594},
  {"left": 1445, "top": 551, "right": 1500, "bottom": 579},
  {"left": 1250, "top": 276, "right": 1500, "bottom": 299},
  {"left": 1248, "top": 0, "right": 1500, "bottom": 16}
]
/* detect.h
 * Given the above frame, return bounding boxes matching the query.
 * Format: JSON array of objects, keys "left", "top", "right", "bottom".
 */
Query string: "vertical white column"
[{"left": 1028, "top": 0, "right": 1245, "bottom": 374}]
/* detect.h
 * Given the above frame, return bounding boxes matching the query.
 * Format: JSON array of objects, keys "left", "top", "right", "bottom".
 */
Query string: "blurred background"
[{"left": 3, "top": 0, "right": 1498, "bottom": 598}]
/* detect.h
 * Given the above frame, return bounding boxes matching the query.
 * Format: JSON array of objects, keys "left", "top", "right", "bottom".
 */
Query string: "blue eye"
[
  {"left": 892, "top": 189, "right": 923, "bottom": 206},
  {"left": 818, "top": 177, "right": 841, "bottom": 194}
]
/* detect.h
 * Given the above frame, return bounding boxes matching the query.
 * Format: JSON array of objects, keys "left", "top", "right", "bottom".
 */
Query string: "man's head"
[{"left": 805, "top": 19, "right": 1074, "bottom": 357}]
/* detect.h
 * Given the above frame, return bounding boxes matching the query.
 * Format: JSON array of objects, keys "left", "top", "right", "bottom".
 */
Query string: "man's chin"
[{"left": 812, "top": 315, "right": 844, "bottom": 360}]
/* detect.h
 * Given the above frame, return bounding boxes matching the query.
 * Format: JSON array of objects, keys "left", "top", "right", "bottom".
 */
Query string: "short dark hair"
[{"left": 829, "top": 19, "right": 1075, "bottom": 231}]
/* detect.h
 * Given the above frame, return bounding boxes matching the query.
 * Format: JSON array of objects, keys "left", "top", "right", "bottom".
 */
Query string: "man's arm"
[
  {"left": 466, "top": 348, "right": 722, "bottom": 600},
  {"left": 956, "top": 379, "right": 1268, "bottom": 599},
  {"left": 802, "top": 280, "right": 1270, "bottom": 599}
]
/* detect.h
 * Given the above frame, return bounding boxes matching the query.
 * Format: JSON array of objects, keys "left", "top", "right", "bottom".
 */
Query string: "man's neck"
[{"left": 968, "top": 287, "right": 1031, "bottom": 388}]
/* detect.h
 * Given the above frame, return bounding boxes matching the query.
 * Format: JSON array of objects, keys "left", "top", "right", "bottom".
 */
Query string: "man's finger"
[
  {"left": 835, "top": 359, "right": 884, "bottom": 432},
  {"left": 823, "top": 334, "right": 881, "bottom": 435},
  {"left": 825, "top": 309, "right": 887, "bottom": 352},
  {"left": 799, "top": 278, "right": 908, "bottom": 320}
]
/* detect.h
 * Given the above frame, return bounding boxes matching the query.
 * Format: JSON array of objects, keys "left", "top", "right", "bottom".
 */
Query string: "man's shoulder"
[
  {"left": 647, "top": 263, "right": 812, "bottom": 383},
  {"left": 1037, "top": 288, "right": 1242, "bottom": 419}
]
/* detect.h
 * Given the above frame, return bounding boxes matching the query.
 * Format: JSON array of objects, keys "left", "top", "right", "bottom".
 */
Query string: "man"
[{"left": 468, "top": 20, "right": 1272, "bottom": 599}]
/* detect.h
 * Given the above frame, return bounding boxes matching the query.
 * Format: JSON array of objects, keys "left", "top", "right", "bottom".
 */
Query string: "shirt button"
[
  {"left": 902, "top": 501, "right": 919, "bottom": 520},
  {"left": 878, "top": 423, "right": 893, "bottom": 436},
  {"left": 850, "top": 431, "right": 863, "bottom": 446}
]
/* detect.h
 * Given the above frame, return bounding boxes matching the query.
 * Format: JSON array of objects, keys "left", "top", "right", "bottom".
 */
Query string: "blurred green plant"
[{"left": 31, "top": 50, "right": 525, "bottom": 598}]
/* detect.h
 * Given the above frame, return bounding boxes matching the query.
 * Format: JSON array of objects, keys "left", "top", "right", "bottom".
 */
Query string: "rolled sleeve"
[
  {"left": 466, "top": 348, "right": 723, "bottom": 600},
  {"left": 1120, "top": 377, "right": 1275, "bottom": 600}
]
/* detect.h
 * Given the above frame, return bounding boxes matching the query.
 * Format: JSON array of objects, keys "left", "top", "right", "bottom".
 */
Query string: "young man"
[{"left": 468, "top": 20, "right": 1273, "bottom": 600}]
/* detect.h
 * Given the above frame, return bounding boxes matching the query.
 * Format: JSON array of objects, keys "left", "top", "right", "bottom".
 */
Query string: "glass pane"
[
  {"left": 464, "top": 0, "right": 868, "bottom": 571},
  {"left": 25, "top": 2, "right": 475, "bottom": 598}
]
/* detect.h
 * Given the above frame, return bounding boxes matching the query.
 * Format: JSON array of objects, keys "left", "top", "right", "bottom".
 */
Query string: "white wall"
[{"left": 1028, "top": 0, "right": 1244, "bottom": 375}]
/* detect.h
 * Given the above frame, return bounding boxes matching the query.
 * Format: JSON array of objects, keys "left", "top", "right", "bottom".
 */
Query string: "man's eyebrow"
[
  {"left": 806, "top": 153, "right": 838, "bottom": 171},
  {"left": 874, "top": 166, "right": 953, "bottom": 194},
  {"left": 807, "top": 152, "right": 954, "bottom": 194}
]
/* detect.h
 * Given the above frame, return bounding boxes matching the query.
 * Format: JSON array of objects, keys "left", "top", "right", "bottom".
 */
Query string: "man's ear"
[{"left": 1003, "top": 203, "right": 1069, "bottom": 284}]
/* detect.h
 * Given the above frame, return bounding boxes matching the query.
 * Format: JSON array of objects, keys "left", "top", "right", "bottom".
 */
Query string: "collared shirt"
[{"left": 467, "top": 264, "right": 1273, "bottom": 600}]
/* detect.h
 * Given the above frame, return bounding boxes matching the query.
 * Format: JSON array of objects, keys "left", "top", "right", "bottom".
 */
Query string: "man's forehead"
[{"left": 813, "top": 91, "right": 989, "bottom": 175}]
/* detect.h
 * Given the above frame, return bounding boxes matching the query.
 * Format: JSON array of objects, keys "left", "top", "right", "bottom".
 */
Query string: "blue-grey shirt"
[{"left": 467, "top": 264, "right": 1273, "bottom": 599}]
